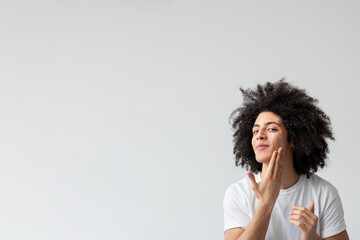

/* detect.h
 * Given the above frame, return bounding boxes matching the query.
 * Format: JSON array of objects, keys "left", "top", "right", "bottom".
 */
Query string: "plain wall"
[{"left": 0, "top": 0, "right": 359, "bottom": 239}]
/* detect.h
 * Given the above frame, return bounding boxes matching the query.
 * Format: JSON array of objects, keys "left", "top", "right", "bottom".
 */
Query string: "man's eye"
[
  {"left": 253, "top": 130, "right": 259, "bottom": 135},
  {"left": 269, "top": 128, "right": 277, "bottom": 131}
]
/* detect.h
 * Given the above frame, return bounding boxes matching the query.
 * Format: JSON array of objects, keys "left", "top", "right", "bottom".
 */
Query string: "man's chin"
[{"left": 255, "top": 157, "right": 271, "bottom": 164}]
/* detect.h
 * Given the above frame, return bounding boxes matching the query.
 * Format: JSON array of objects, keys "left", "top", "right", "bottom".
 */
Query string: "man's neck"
[{"left": 279, "top": 166, "right": 300, "bottom": 189}]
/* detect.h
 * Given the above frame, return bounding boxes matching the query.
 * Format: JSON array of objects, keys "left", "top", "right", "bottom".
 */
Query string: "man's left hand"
[{"left": 289, "top": 201, "right": 321, "bottom": 240}]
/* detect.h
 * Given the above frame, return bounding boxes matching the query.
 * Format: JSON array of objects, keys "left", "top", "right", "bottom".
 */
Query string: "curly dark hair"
[{"left": 230, "top": 79, "right": 334, "bottom": 176}]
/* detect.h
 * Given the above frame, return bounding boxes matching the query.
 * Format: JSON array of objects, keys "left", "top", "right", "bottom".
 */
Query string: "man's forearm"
[{"left": 236, "top": 202, "right": 274, "bottom": 240}]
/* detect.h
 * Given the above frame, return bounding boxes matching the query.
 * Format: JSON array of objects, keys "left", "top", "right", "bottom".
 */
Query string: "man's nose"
[{"left": 256, "top": 129, "right": 267, "bottom": 140}]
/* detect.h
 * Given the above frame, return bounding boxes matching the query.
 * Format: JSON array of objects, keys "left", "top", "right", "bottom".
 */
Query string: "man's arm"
[
  {"left": 325, "top": 230, "right": 349, "bottom": 240},
  {"left": 225, "top": 201, "right": 274, "bottom": 240},
  {"left": 290, "top": 202, "right": 349, "bottom": 240},
  {"left": 224, "top": 148, "right": 284, "bottom": 240}
]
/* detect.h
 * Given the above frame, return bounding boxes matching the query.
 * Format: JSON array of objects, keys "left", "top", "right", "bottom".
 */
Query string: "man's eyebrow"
[{"left": 253, "top": 122, "right": 281, "bottom": 128}]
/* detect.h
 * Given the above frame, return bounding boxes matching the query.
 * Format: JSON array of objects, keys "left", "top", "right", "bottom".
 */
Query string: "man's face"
[{"left": 251, "top": 111, "right": 292, "bottom": 163}]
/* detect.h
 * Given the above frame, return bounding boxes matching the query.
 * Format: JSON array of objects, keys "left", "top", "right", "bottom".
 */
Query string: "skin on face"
[{"left": 251, "top": 111, "right": 292, "bottom": 164}]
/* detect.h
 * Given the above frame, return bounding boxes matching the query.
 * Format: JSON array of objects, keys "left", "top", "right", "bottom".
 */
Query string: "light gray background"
[{"left": 0, "top": 1, "right": 359, "bottom": 239}]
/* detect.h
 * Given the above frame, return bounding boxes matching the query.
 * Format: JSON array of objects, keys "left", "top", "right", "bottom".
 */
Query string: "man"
[{"left": 224, "top": 80, "right": 349, "bottom": 240}]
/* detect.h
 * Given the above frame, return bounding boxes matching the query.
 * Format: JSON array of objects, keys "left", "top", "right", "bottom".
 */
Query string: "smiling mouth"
[{"left": 256, "top": 145, "right": 269, "bottom": 150}]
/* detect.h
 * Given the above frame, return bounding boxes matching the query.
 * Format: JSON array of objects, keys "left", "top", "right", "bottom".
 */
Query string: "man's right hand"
[{"left": 247, "top": 147, "right": 284, "bottom": 207}]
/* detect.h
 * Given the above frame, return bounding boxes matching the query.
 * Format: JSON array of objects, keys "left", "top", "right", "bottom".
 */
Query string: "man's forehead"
[{"left": 254, "top": 111, "right": 283, "bottom": 125}]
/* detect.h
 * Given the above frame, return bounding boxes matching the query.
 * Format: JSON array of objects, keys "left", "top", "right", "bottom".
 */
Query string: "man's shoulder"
[
  {"left": 305, "top": 173, "right": 339, "bottom": 194},
  {"left": 224, "top": 174, "right": 258, "bottom": 208}
]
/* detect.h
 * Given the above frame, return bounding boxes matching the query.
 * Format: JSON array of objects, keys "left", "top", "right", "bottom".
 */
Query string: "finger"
[
  {"left": 273, "top": 147, "right": 283, "bottom": 178},
  {"left": 289, "top": 213, "right": 317, "bottom": 229},
  {"left": 280, "top": 147, "right": 285, "bottom": 166},
  {"left": 290, "top": 210, "right": 311, "bottom": 216},
  {"left": 309, "top": 200, "right": 314, "bottom": 213},
  {"left": 247, "top": 171, "right": 257, "bottom": 190},
  {"left": 292, "top": 205, "right": 313, "bottom": 213},
  {"left": 289, "top": 219, "right": 307, "bottom": 231},
  {"left": 292, "top": 205, "right": 312, "bottom": 217},
  {"left": 289, "top": 213, "right": 311, "bottom": 223},
  {"left": 266, "top": 150, "right": 278, "bottom": 177},
  {"left": 291, "top": 205, "right": 317, "bottom": 221}
]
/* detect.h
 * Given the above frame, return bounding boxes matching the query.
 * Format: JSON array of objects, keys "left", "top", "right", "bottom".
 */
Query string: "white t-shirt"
[{"left": 223, "top": 173, "right": 346, "bottom": 239}]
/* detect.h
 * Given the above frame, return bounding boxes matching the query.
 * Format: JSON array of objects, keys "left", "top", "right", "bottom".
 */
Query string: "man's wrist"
[{"left": 257, "top": 200, "right": 275, "bottom": 215}]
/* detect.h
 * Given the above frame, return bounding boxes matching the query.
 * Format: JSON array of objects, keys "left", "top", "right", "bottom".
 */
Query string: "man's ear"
[{"left": 290, "top": 142, "right": 294, "bottom": 149}]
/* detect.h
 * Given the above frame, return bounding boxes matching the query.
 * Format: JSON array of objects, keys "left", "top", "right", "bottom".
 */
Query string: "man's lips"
[{"left": 256, "top": 144, "right": 269, "bottom": 150}]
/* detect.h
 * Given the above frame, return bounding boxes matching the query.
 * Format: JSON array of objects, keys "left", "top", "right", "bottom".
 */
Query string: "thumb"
[
  {"left": 309, "top": 200, "right": 315, "bottom": 213},
  {"left": 247, "top": 171, "right": 257, "bottom": 190}
]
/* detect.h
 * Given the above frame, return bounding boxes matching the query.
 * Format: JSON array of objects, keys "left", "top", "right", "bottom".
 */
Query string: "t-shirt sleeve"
[
  {"left": 223, "top": 186, "right": 250, "bottom": 232},
  {"left": 320, "top": 189, "right": 347, "bottom": 238}
]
